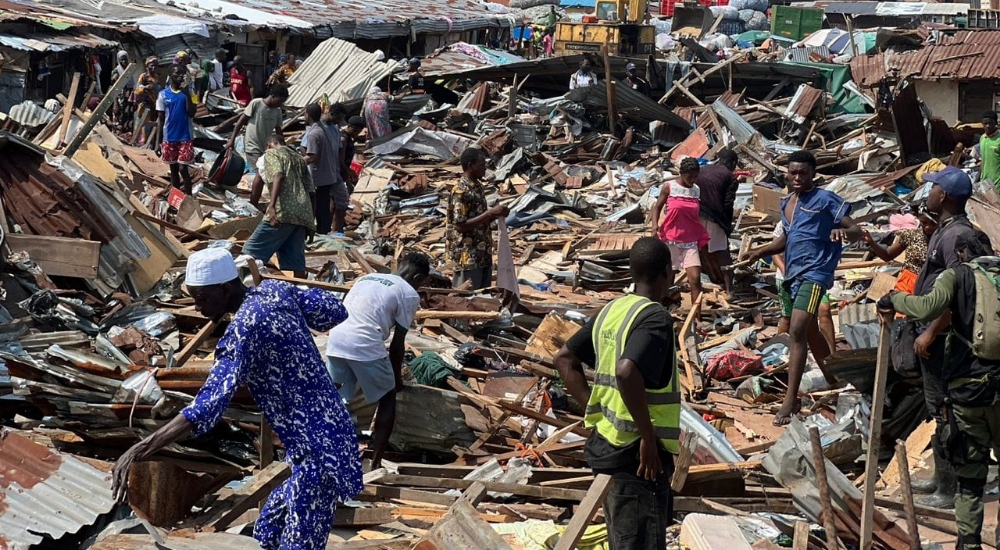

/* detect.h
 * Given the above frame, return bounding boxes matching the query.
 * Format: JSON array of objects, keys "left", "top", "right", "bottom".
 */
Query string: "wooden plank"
[
  {"left": 201, "top": 461, "right": 290, "bottom": 531},
  {"left": 867, "top": 272, "right": 899, "bottom": 302},
  {"left": 5, "top": 235, "right": 100, "bottom": 279},
  {"left": 496, "top": 400, "right": 590, "bottom": 437},
  {"left": 173, "top": 320, "right": 218, "bottom": 368},
  {"left": 64, "top": 63, "right": 142, "bottom": 158},
  {"left": 671, "top": 433, "right": 698, "bottom": 492},
  {"left": 333, "top": 507, "right": 393, "bottom": 527},
  {"left": 358, "top": 485, "right": 458, "bottom": 507},
  {"left": 860, "top": 323, "right": 892, "bottom": 550},
  {"left": 463, "top": 482, "right": 488, "bottom": 506},
  {"left": 894, "top": 439, "right": 922, "bottom": 550},
  {"left": 524, "top": 313, "right": 582, "bottom": 361},
  {"left": 880, "top": 420, "right": 935, "bottom": 489},
  {"left": 371, "top": 473, "right": 589, "bottom": 501},
  {"left": 415, "top": 310, "right": 503, "bottom": 321},
  {"left": 552, "top": 474, "right": 613, "bottom": 550},
  {"left": 792, "top": 521, "right": 810, "bottom": 550},
  {"left": 58, "top": 73, "right": 81, "bottom": 146},
  {"left": 809, "top": 426, "right": 842, "bottom": 550}
]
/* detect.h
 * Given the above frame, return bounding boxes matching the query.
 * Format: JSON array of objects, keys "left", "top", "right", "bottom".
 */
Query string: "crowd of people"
[{"left": 82, "top": 34, "right": 1000, "bottom": 550}]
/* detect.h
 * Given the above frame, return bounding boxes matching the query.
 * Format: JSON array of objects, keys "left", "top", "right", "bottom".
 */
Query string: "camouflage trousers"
[{"left": 952, "top": 400, "right": 1000, "bottom": 550}]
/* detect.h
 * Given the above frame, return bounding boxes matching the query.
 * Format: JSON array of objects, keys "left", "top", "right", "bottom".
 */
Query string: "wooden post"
[
  {"left": 63, "top": 63, "right": 141, "bottom": 158},
  {"left": 508, "top": 74, "right": 518, "bottom": 121},
  {"left": 860, "top": 323, "right": 891, "bottom": 550},
  {"left": 553, "top": 474, "right": 613, "bottom": 550},
  {"left": 895, "top": 439, "right": 922, "bottom": 550},
  {"left": 602, "top": 46, "right": 618, "bottom": 137},
  {"left": 58, "top": 73, "right": 81, "bottom": 147},
  {"left": 845, "top": 16, "right": 860, "bottom": 59},
  {"left": 243, "top": 255, "right": 275, "bottom": 467},
  {"left": 809, "top": 426, "right": 842, "bottom": 550},
  {"left": 792, "top": 521, "right": 810, "bottom": 550},
  {"left": 174, "top": 320, "right": 219, "bottom": 368}
]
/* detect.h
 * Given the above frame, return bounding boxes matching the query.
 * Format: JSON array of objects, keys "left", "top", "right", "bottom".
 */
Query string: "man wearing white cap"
[{"left": 111, "top": 248, "right": 362, "bottom": 550}]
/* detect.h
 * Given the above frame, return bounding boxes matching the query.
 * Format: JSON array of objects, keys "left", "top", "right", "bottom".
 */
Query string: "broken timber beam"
[
  {"left": 64, "top": 63, "right": 141, "bottom": 158},
  {"left": 371, "top": 474, "right": 589, "bottom": 502},
  {"left": 553, "top": 474, "right": 613, "bottom": 550},
  {"left": 199, "top": 461, "right": 290, "bottom": 532}
]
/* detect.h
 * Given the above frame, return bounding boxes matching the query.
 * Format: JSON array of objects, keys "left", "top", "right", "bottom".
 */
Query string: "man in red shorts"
[{"left": 156, "top": 65, "right": 196, "bottom": 193}]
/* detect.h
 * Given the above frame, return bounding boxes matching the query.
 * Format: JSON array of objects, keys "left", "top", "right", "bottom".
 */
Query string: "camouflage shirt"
[{"left": 445, "top": 176, "right": 492, "bottom": 271}]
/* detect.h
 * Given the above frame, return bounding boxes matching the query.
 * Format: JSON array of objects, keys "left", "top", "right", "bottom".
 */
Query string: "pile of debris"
[{"left": 3, "top": 24, "right": 1000, "bottom": 550}]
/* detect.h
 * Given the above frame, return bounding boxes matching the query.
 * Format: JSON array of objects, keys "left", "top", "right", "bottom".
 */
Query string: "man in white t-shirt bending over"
[{"left": 327, "top": 252, "right": 430, "bottom": 467}]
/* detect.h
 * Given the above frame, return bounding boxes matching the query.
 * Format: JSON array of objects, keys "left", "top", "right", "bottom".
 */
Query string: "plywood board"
[
  {"left": 73, "top": 141, "right": 118, "bottom": 184},
  {"left": 880, "top": 419, "right": 935, "bottom": 490},
  {"left": 353, "top": 168, "right": 395, "bottom": 207},
  {"left": 525, "top": 312, "right": 583, "bottom": 360},
  {"left": 6, "top": 235, "right": 101, "bottom": 279},
  {"left": 680, "top": 513, "right": 754, "bottom": 550},
  {"left": 867, "top": 272, "right": 899, "bottom": 302},
  {"left": 752, "top": 185, "right": 784, "bottom": 221}
]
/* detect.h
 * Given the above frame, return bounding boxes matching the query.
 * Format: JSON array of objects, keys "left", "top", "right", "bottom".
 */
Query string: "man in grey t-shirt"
[
  {"left": 302, "top": 103, "right": 343, "bottom": 235},
  {"left": 227, "top": 85, "right": 288, "bottom": 171}
]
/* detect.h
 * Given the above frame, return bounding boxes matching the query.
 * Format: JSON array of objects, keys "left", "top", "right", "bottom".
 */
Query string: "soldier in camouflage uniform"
[{"left": 879, "top": 231, "right": 999, "bottom": 550}]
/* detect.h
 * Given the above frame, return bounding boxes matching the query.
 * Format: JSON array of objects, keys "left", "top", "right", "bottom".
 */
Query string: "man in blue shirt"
[
  {"left": 110, "top": 248, "right": 362, "bottom": 550},
  {"left": 745, "top": 150, "right": 863, "bottom": 425},
  {"left": 156, "top": 65, "right": 196, "bottom": 194}
]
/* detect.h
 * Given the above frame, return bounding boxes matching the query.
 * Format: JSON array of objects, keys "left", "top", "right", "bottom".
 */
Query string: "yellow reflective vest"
[{"left": 583, "top": 294, "right": 681, "bottom": 454}]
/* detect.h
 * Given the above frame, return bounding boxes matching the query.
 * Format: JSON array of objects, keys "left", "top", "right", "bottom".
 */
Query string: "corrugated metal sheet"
[
  {"left": 286, "top": 37, "right": 403, "bottom": 109},
  {"left": 7, "top": 100, "right": 55, "bottom": 128},
  {"left": 849, "top": 39, "right": 1000, "bottom": 86},
  {"left": 565, "top": 80, "right": 691, "bottom": 130},
  {"left": 153, "top": 33, "right": 223, "bottom": 65},
  {"left": 921, "top": 3, "right": 970, "bottom": 15},
  {"left": 793, "top": 1, "right": 968, "bottom": 16},
  {"left": 784, "top": 45, "right": 831, "bottom": 63},
  {"left": 0, "top": 30, "right": 118, "bottom": 52},
  {"left": 813, "top": 1, "right": 880, "bottom": 15},
  {"left": 784, "top": 83, "right": 825, "bottom": 124},
  {"left": 0, "top": 429, "right": 115, "bottom": 550},
  {"left": 876, "top": 2, "right": 924, "bottom": 16},
  {"left": 148, "top": 0, "right": 519, "bottom": 37},
  {"left": 421, "top": 42, "right": 525, "bottom": 77},
  {"left": 938, "top": 29, "right": 1000, "bottom": 45}
]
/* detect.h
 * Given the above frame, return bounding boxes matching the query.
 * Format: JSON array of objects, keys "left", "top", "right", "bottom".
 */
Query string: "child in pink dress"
[{"left": 651, "top": 157, "right": 710, "bottom": 310}]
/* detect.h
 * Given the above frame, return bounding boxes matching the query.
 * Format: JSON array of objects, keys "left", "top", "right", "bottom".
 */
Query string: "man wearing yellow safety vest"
[{"left": 554, "top": 237, "right": 681, "bottom": 550}]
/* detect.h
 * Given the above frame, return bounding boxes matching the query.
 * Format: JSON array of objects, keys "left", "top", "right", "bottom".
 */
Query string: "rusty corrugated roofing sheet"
[
  {"left": 0, "top": 30, "right": 118, "bottom": 52},
  {"left": 0, "top": 429, "right": 115, "bottom": 549},
  {"left": 420, "top": 42, "right": 525, "bottom": 77},
  {"left": 784, "top": 84, "right": 825, "bottom": 124},
  {"left": 849, "top": 41, "right": 1000, "bottom": 86}
]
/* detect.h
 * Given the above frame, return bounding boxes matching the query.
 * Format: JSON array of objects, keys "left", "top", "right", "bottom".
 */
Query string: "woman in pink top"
[{"left": 651, "top": 157, "right": 711, "bottom": 309}]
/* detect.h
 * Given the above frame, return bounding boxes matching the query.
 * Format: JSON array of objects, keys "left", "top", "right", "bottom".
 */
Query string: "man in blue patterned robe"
[{"left": 111, "top": 248, "right": 362, "bottom": 550}]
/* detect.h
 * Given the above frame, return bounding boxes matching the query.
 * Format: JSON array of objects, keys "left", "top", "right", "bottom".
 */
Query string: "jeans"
[
  {"left": 315, "top": 186, "right": 333, "bottom": 234},
  {"left": 605, "top": 471, "right": 672, "bottom": 550},
  {"left": 243, "top": 222, "right": 308, "bottom": 272}
]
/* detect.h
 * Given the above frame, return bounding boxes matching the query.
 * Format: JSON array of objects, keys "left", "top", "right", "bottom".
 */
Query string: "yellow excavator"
[{"left": 554, "top": 0, "right": 656, "bottom": 55}]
